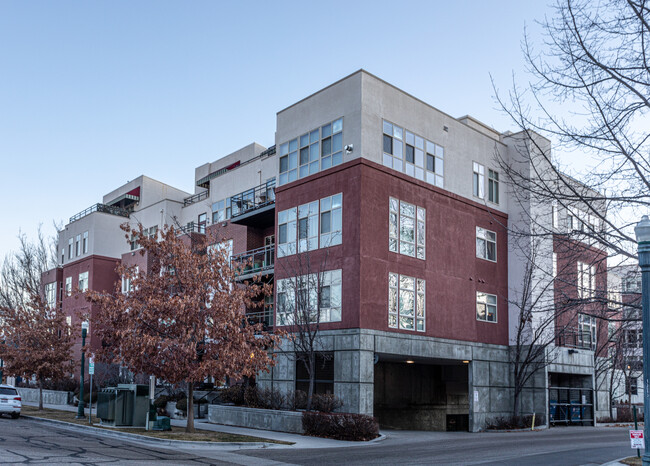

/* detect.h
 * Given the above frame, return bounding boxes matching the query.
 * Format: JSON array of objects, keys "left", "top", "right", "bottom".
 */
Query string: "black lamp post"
[
  {"left": 75, "top": 322, "right": 88, "bottom": 419},
  {"left": 634, "top": 215, "right": 650, "bottom": 466}
]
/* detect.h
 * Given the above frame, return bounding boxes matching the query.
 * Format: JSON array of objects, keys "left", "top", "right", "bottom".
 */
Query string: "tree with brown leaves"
[
  {"left": 0, "top": 294, "right": 74, "bottom": 410},
  {"left": 86, "top": 224, "right": 279, "bottom": 433}
]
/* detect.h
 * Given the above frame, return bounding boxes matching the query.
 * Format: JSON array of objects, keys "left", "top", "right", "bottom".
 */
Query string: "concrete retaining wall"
[
  {"left": 16, "top": 388, "right": 70, "bottom": 405},
  {"left": 208, "top": 404, "right": 303, "bottom": 434}
]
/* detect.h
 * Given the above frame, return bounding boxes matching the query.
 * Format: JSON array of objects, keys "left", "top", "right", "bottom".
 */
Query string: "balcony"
[
  {"left": 246, "top": 308, "right": 274, "bottom": 330},
  {"left": 557, "top": 332, "right": 596, "bottom": 351},
  {"left": 176, "top": 221, "right": 206, "bottom": 236},
  {"left": 231, "top": 244, "right": 274, "bottom": 280},
  {"left": 69, "top": 203, "right": 130, "bottom": 224},
  {"left": 229, "top": 179, "right": 276, "bottom": 227},
  {"left": 183, "top": 190, "right": 209, "bottom": 207}
]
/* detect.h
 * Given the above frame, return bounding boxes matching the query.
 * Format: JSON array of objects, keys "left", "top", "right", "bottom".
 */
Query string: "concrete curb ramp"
[{"left": 22, "top": 415, "right": 282, "bottom": 450}]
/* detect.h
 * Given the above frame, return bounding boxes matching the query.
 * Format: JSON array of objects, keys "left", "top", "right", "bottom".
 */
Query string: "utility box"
[{"left": 97, "top": 384, "right": 149, "bottom": 427}]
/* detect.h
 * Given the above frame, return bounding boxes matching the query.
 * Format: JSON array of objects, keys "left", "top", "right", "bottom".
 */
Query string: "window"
[
  {"left": 61, "top": 249, "right": 65, "bottom": 264},
  {"left": 577, "top": 261, "right": 596, "bottom": 298},
  {"left": 198, "top": 213, "right": 207, "bottom": 234},
  {"left": 65, "top": 276, "right": 72, "bottom": 297},
  {"left": 625, "top": 329, "right": 642, "bottom": 349},
  {"left": 211, "top": 198, "right": 232, "bottom": 223},
  {"left": 552, "top": 253, "right": 557, "bottom": 278},
  {"left": 278, "top": 194, "right": 343, "bottom": 256},
  {"left": 68, "top": 238, "right": 73, "bottom": 259},
  {"left": 552, "top": 203, "right": 558, "bottom": 229},
  {"left": 82, "top": 231, "right": 88, "bottom": 254},
  {"left": 278, "top": 207, "right": 297, "bottom": 258},
  {"left": 320, "top": 194, "right": 342, "bottom": 247},
  {"left": 578, "top": 313, "right": 596, "bottom": 349},
  {"left": 146, "top": 225, "right": 158, "bottom": 239},
  {"left": 296, "top": 352, "right": 334, "bottom": 395},
  {"left": 45, "top": 282, "right": 56, "bottom": 309},
  {"left": 78, "top": 272, "right": 88, "bottom": 292},
  {"left": 389, "top": 197, "right": 425, "bottom": 259},
  {"left": 130, "top": 232, "right": 139, "bottom": 251},
  {"left": 298, "top": 201, "right": 319, "bottom": 253},
  {"left": 388, "top": 272, "right": 425, "bottom": 331},
  {"left": 208, "top": 239, "right": 233, "bottom": 262},
  {"left": 121, "top": 266, "right": 139, "bottom": 294},
  {"left": 476, "top": 292, "right": 497, "bottom": 322},
  {"left": 382, "top": 120, "right": 444, "bottom": 187},
  {"left": 276, "top": 269, "right": 342, "bottom": 326},
  {"left": 476, "top": 227, "right": 497, "bottom": 262},
  {"left": 473, "top": 162, "right": 485, "bottom": 198},
  {"left": 75, "top": 234, "right": 81, "bottom": 256},
  {"left": 626, "top": 377, "right": 638, "bottom": 396},
  {"left": 279, "top": 118, "right": 343, "bottom": 185},
  {"left": 488, "top": 169, "right": 499, "bottom": 204}
]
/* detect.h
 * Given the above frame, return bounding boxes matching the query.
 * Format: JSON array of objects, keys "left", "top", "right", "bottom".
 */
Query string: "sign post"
[{"left": 88, "top": 355, "right": 95, "bottom": 425}]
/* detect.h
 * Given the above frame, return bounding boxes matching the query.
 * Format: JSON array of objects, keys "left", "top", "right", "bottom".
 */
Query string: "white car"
[{"left": 0, "top": 384, "right": 21, "bottom": 419}]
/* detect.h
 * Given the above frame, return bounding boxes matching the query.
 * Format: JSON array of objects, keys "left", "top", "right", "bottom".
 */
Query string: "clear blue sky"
[{"left": 0, "top": 1, "right": 553, "bottom": 258}]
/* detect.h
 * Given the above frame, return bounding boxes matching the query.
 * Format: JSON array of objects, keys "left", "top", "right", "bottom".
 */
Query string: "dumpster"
[{"left": 97, "top": 384, "right": 150, "bottom": 427}]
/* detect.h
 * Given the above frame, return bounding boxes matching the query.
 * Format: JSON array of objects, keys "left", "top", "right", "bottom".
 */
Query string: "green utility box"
[
  {"left": 97, "top": 384, "right": 150, "bottom": 427},
  {"left": 152, "top": 416, "right": 171, "bottom": 431}
]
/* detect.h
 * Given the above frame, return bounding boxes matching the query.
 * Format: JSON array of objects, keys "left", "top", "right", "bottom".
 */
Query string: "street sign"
[
  {"left": 630, "top": 430, "right": 644, "bottom": 449},
  {"left": 88, "top": 362, "right": 95, "bottom": 375}
]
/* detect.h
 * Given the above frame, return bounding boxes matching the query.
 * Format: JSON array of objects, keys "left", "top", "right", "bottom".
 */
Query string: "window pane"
[
  {"left": 310, "top": 143, "right": 319, "bottom": 161},
  {"left": 322, "top": 123, "right": 332, "bottom": 138},
  {"left": 383, "top": 134, "right": 393, "bottom": 155},
  {"left": 300, "top": 147, "right": 309, "bottom": 165},
  {"left": 280, "top": 156, "right": 288, "bottom": 173},
  {"left": 487, "top": 241, "right": 496, "bottom": 261},
  {"left": 332, "top": 194, "right": 342, "bottom": 208},
  {"left": 393, "top": 139, "right": 403, "bottom": 158},
  {"left": 383, "top": 120, "right": 392, "bottom": 135},
  {"left": 300, "top": 133, "right": 309, "bottom": 147},
  {"left": 333, "top": 133, "right": 342, "bottom": 152},
  {"left": 310, "top": 130, "right": 319, "bottom": 144},
  {"left": 322, "top": 137, "right": 332, "bottom": 156},
  {"left": 289, "top": 139, "right": 298, "bottom": 152},
  {"left": 332, "top": 118, "right": 342, "bottom": 133},
  {"left": 400, "top": 202, "right": 415, "bottom": 218},
  {"left": 406, "top": 144, "right": 415, "bottom": 163},
  {"left": 393, "top": 126, "right": 403, "bottom": 140},
  {"left": 278, "top": 224, "right": 287, "bottom": 243}
]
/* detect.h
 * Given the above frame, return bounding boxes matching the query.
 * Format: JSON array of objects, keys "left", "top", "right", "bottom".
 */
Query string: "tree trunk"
[
  {"left": 185, "top": 383, "right": 195, "bottom": 433},
  {"left": 38, "top": 378, "right": 43, "bottom": 411},
  {"left": 306, "top": 353, "right": 315, "bottom": 411},
  {"left": 513, "top": 388, "right": 520, "bottom": 420}
]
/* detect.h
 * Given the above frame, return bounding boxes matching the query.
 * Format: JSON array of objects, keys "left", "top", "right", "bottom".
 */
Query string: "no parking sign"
[{"left": 630, "top": 430, "right": 644, "bottom": 449}]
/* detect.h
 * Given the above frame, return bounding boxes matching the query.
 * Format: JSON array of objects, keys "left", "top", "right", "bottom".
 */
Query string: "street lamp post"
[
  {"left": 634, "top": 215, "right": 650, "bottom": 466},
  {"left": 75, "top": 322, "right": 89, "bottom": 419}
]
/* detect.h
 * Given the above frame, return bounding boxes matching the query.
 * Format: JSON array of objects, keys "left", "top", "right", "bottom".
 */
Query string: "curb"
[{"left": 22, "top": 415, "right": 282, "bottom": 450}]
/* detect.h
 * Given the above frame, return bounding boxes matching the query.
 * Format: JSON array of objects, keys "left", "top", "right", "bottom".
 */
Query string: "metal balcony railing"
[
  {"left": 176, "top": 221, "right": 206, "bottom": 236},
  {"left": 231, "top": 244, "right": 274, "bottom": 275},
  {"left": 246, "top": 308, "right": 274, "bottom": 329},
  {"left": 183, "top": 190, "right": 209, "bottom": 207},
  {"left": 230, "top": 179, "right": 276, "bottom": 218},
  {"left": 557, "top": 332, "right": 596, "bottom": 351},
  {"left": 69, "top": 203, "right": 130, "bottom": 223}
]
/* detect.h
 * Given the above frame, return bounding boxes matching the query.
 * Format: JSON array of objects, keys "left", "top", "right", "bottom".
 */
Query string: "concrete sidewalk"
[{"left": 21, "top": 401, "right": 384, "bottom": 449}]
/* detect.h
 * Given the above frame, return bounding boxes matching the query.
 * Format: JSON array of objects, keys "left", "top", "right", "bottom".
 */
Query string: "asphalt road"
[{"left": 0, "top": 416, "right": 635, "bottom": 466}]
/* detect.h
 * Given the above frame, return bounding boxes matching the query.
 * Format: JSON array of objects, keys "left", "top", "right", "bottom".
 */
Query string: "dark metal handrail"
[
  {"left": 246, "top": 308, "right": 274, "bottom": 329},
  {"left": 557, "top": 332, "right": 596, "bottom": 350},
  {"left": 176, "top": 222, "right": 206, "bottom": 236},
  {"left": 69, "top": 203, "right": 130, "bottom": 223},
  {"left": 230, "top": 179, "right": 276, "bottom": 218},
  {"left": 184, "top": 190, "right": 209, "bottom": 207},
  {"left": 231, "top": 244, "right": 274, "bottom": 273}
]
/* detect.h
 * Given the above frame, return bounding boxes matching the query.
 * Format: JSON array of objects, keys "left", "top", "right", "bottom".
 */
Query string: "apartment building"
[{"left": 42, "top": 70, "right": 608, "bottom": 431}]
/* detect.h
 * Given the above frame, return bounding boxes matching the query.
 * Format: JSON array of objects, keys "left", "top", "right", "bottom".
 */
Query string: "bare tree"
[
  {"left": 0, "top": 225, "right": 58, "bottom": 310},
  {"left": 277, "top": 243, "right": 334, "bottom": 411}
]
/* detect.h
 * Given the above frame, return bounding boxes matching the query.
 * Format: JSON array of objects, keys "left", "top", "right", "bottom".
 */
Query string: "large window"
[
  {"left": 78, "top": 272, "right": 89, "bottom": 292},
  {"left": 382, "top": 120, "right": 444, "bottom": 187},
  {"left": 476, "top": 227, "right": 497, "bottom": 262},
  {"left": 473, "top": 162, "right": 485, "bottom": 198},
  {"left": 276, "top": 269, "right": 342, "bottom": 326},
  {"left": 198, "top": 213, "right": 207, "bottom": 234},
  {"left": 82, "top": 231, "right": 88, "bottom": 254},
  {"left": 388, "top": 273, "right": 425, "bottom": 332},
  {"left": 279, "top": 118, "right": 343, "bottom": 186},
  {"left": 488, "top": 169, "right": 499, "bottom": 204},
  {"left": 577, "top": 261, "right": 596, "bottom": 298},
  {"left": 75, "top": 234, "right": 81, "bottom": 257},
  {"left": 320, "top": 194, "right": 342, "bottom": 247},
  {"left": 278, "top": 193, "right": 343, "bottom": 257},
  {"left": 212, "top": 198, "right": 232, "bottom": 223},
  {"left": 578, "top": 313, "right": 596, "bottom": 349},
  {"left": 389, "top": 197, "right": 425, "bottom": 259},
  {"left": 45, "top": 282, "right": 56, "bottom": 309},
  {"left": 476, "top": 292, "right": 497, "bottom": 322}
]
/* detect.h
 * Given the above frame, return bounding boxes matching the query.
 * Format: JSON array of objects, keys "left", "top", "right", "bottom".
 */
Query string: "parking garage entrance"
[
  {"left": 373, "top": 359, "right": 469, "bottom": 431},
  {"left": 548, "top": 373, "right": 594, "bottom": 426}
]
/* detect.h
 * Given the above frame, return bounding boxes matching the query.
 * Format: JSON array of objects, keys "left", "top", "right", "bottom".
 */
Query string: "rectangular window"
[
  {"left": 473, "top": 162, "right": 485, "bottom": 198},
  {"left": 627, "top": 377, "right": 638, "bottom": 396},
  {"left": 276, "top": 269, "right": 342, "bottom": 326},
  {"left": 45, "top": 282, "right": 57, "bottom": 309},
  {"left": 211, "top": 198, "right": 232, "bottom": 223},
  {"left": 121, "top": 266, "right": 139, "bottom": 294},
  {"left": 279, "top": 118, "right": 343, "bottom": 185},
  {"left": 577, "top": 261, "right": 596, "bottom": 298},
  {"left": 320, "top": 193, "right": 342, "bottom": 247},
  {"left": 388, "top": 272, "right": 425, "bottom": 332},
  {"left": 578, "top": 313, "right": 596, "bottom": 349},
  {"left": 298, "top": 201, "right": 319, "bottom": 252},
  {"left": 383, "top": 120, "right": 443, "bottom": 187},
  {"left": 488, "top": 169, "right": 499, "bottom": 204},
  {"left": 476, "top": 292, "right": 497, "bottom": 322},
  {"left": 198, "top": 213, "right": 207, "bottom": 234},
  {"left": 61, "top": 249, "right": 65, "bottom": 264},
  {"left": 75, "top": 234, "right": 81, "bottom": 256},
  {"left": 389, "top": 197, "right": 425, "bottom": 259},
  {"left": 130, "top": 232, "right": 139, "bottom": 251},
  {"left": 82, "top": 231, "right": 88, "bottom": 254},
  {"left": 65, "top": 276, "right": 72, "bottom": 296},
  {"left": 552, "top": 253, "right": 557, "bottom": 278},
  {"left": 78, "top": 272, "right": 89, "bottom": 292},
  {"left": 476, "top": 227, "right": 497, "bottom": 262},
  {"left": 277, "top": 207, "right": 297, "bottom": 257},
  {"left": 552, "top": 203, "right": 558, "bottom": 229},
  {"left": 68, "top": 238, "right": 73, "bottom": 259}
]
